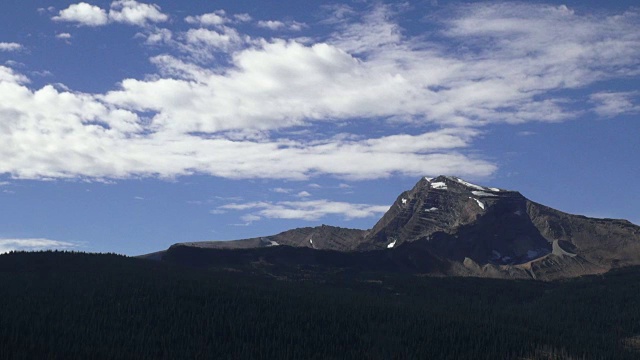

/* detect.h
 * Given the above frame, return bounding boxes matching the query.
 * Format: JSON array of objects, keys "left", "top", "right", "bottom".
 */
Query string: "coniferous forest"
[{"left": 0, "top": 251, "right": 639, "bottom": 359}]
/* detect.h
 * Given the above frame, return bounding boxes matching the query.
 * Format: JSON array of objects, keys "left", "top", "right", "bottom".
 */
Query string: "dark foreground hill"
[
  {"left": 156, "top": 176, "right": 640, "bottom": 281},
  {"left": 1, "top": 251, "right": 640, "bottom": 359}
]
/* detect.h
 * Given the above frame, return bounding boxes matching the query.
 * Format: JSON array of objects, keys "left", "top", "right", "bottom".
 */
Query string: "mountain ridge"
[{"left": 152, "top": 175, "right": 640, "bottom": 280}]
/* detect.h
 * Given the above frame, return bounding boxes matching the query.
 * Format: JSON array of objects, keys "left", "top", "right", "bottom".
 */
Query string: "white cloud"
[
  {"left": 142, "top": 28, "right": 172, "bottom": 45},
  {"left": 257, "top": 20, "right": 306, "bottom": 31},
  {"left": 220, "top": 199, "right": 390, "bottom": 221},
  {"left": 52, "top": 3, "right": 109, "bottom": 26},
  {"left": 590, "top": 92, "right": 640, "bottom": 117},
  {"left": 240, "top": 214, "right": 261, "bottom": 223},
  {"left": 56, "top": 33, "right": 72, "bottom": 39},
  {"left": 53, "top": 1, "right": 167, "bottom": 27},
  {"left": 38, "top": 7, "right": 56, "bottom": 15},
  {"left": 257, "top": 20, "right": 285, "bottom": 30},
  {"left": 0, "top": 238, "right": 77, "bottom": 254},
  {"left": 271, "top": 187, "right": 291, "bottom": 194},
  {"left": 0, "top": 42, "right": 23, "bottom": 52},
  {"left": 234, "top": 14, "right": 252, "bottom": 23},
  {"left": 6, "top": 3, "right": 640, "bottom": 183},
  {"left": 109, "top": 0, "right": 168, "bottom": 26},
  {"left": 0, "top": 66, "right": 29, "bottom": 83},
  {"left": 296, "top": 191, "right": 311, "bottom": 198},
  {"left": 0, "top": 67, "right": 494, "bottom": 180},
  {"left": 185, "top": 11, "right": 227, "bottom": 26},
  {"left": 329, "top": 4, "right": 403, "bottom": 55},
  {"left": 184, "top": 27, "right": 243, "bottom": 52}
]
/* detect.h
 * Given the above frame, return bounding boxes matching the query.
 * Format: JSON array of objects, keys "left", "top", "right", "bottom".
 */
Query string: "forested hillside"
[{"left": 0, "top": 251, "right": 639, "bottom": 359}]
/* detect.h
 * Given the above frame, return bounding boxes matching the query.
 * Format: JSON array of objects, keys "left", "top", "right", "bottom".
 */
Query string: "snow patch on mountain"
[
  {"left": 387, "top": 239, "right": 397, "bottom": 249},
  {"left": 431, "top": 182, "right": 447, "bottom": 190},
  {"left": 472, "top": 191, "right": 497, "bottom": 197},
  {"left": 470, "top": 197, "right": 485, "bottom": 210},
  {"left": 425, "top": 207, "right": 438, "bottom": 212},
  {"left": 261, "top": 238, "right": 280, "bottom": 247},
  {"left": 454, "top": 177, "right": 487, "bottom": 191}
]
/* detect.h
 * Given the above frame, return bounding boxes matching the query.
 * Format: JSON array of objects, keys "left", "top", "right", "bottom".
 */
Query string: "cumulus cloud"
[
  {"left": 0, "top": 42, "right": 23, "bottom": 52},
  {"left": 56, "top": 33, "right": 72, "bottom": 39},
  {"left": 6, "top": 3, "right": 640, "bottom": 183},
  {"left": 185, "top": 11, "right": 227, "bottom": 27},
  {"left": 52, "top": 2, "right": 109, "bottom": 26},
  {"left": 0, "top": 238, "right": 77, "bottom": 254},
  {"left": 53, "top": 1, "right": 167, "bottom": 27},
  {"left": 0, "top": 64, "right": 494, "bottom": 180},
  {"left": 109, "top": 0, "right": 168, "bottom": 26},
  {"left": 219, "top": 199, "right": 390, "bottom": 221}
]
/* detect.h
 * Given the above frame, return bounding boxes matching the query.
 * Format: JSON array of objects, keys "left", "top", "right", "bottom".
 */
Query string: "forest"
[{"left": 0, "top": 251, "right": 639, "bottom": 359}]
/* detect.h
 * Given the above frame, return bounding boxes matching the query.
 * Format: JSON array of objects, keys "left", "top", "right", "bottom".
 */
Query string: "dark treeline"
[{"left": 0, "top": 251, "right": 639, "bottom": 359}]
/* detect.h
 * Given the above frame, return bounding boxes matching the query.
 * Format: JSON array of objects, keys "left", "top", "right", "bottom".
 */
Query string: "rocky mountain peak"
[
  {"left": 361, "top": 175, "right": 521, "bottom": 250},
  {"left": 165, "top": 176, "right": 640, "bottom": 281}
]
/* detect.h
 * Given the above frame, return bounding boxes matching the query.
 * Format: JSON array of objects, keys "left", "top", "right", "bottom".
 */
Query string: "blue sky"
[{"left": 0, "top": 0, "right": 638, "bottom": 255}]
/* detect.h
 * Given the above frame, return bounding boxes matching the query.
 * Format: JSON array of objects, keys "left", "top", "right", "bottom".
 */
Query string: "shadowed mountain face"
[
  {"left": 157, "top": 176, "right": 640, "bottom": 281},
  {"left": 178, "top": 225, "right": 368, "bottom": 251}
]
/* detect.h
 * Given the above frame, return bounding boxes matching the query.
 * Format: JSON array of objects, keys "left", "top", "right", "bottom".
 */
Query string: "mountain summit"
[{"left": 155, "top": 176, "right": 640, "bottom": 280}]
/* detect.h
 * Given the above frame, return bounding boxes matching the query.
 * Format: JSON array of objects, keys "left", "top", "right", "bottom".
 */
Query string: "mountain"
[
  {"left": 176, "top": 224, "right": 368, "bottom": 251},
  {"left": 152, "top": 176, "right": 640, "bottom": 280}
]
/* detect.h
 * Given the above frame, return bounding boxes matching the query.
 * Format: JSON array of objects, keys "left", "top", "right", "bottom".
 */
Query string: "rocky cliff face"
[
  {"left": 361, "top": 176, "right": 547, "bottom": 260},
  {"left": 166, "top": 176, "right": 640, "bottom": 280}
]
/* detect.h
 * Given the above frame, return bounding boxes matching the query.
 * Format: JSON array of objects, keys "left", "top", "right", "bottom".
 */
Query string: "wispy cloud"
[
  {"left": 0, "top": 238, "right": 78, "bottom": 254},
  {"left": 257, "top": 20, "right": 306, "bottom": 31},
  {"left": 219, "top": 199, "right": 389, "bottom": 221},
  {"left": 296, "top": 191, "right": 311, "bottom": 198},
  {"left": 590, "top": 91, "right": 640, "bottom": 117},
  {"left": 271, "top": 187, "right": 291, "bottom": 194}
]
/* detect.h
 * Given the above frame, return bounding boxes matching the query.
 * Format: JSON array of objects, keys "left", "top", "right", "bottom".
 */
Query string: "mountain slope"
[
  {"left": 177, "top": 224, "right": 367, "bottom": 251},
  {"left": 156, "top": 176, "right": 640, "bottom": 280}
]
